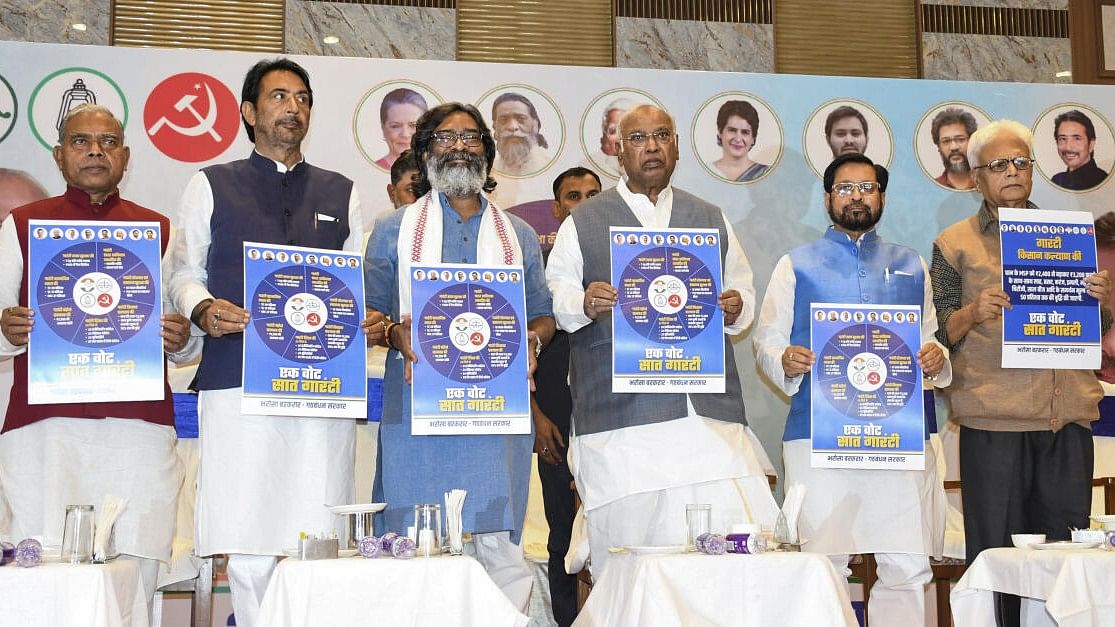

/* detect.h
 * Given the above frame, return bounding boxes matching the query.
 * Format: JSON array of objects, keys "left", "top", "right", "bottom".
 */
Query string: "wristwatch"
[{"left": 534, "top": 335, "right": 543, "bottom": 358}]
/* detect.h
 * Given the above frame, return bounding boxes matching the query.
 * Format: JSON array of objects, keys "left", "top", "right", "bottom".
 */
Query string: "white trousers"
[
  {"left": 830, "top": 552, "right": 931, "bottom": 627},
  {"left": 470, "top": 531, "right": 534, "bottom": 613},
  {"left": 226, "top": 553, "right": 278, "bottom": 627},
  {"left": 584, "top": 475, "right": 779, "bottom": 578}
]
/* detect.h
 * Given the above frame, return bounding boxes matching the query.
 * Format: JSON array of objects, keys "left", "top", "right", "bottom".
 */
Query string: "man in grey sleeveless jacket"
[{"left": 546, "top": 105, "right": 778, "bottom": 576}]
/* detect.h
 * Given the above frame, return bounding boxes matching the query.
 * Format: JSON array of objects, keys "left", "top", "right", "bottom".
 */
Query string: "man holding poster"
[
  {"left": 0, "top": 104, "right": 196, "bottom": 614},
  {"left": 753, "top": 153, "right": 950, "bottom": 626},
  {"left": 168, "top": 58, "right": 376, "bottom": 627},
  {"left": 547, "top": 104, "right": 778, "bottom": 576},
  {"left": 364, "top": 102, "right": 554, "bottom": 611},
  {"left": 931, "top": 120, "right": 1112, "bottom": 626}
]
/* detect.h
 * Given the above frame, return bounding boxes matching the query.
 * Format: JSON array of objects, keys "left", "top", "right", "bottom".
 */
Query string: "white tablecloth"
[
  {"left": 573, "top": 551, "right": 858, "bottom": 627},
  {"left": 257, "top": 554, "right": 529, "bottom": 627},
  {"left": 0, "top": 560, "right": 148, "bottom": 627},
  {"left": 952, "top": 547, "right": 1115, "bottom": 627}
]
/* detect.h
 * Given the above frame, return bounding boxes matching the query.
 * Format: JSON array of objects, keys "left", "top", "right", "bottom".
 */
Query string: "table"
[
  {"left": 0, "top": 559, "right": 148, "bottom": 627},
  {"left": 573, "top": 551, "right": 859, "bottom": 627},
  {"left": 952, "top": 546, "right": 1115, "bottom": 627},
  {"left": 256, "top": 554, "right": 529, "bottom": 626}
]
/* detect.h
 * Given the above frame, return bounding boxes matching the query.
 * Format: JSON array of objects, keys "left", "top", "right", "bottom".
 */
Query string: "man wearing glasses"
[
  {"left": 753, "top": 153, "right": 951, "bottom": 626},
  {"left": 547, "top": 104, "right": 779, "bottom": 576},
  {"left": 931, "top": 120, "right": 1112, "bottom": 626},
  {"left": 364, "top": 102, "right": 554, "bottom": 611}
]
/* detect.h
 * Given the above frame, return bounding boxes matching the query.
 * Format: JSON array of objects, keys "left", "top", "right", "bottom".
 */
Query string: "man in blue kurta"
[
  {"left": 364, "top": 102, "right": 555, "bottom": 611},
  {"left": 753, "top": 153, "right": 952, "bottom": 626}
]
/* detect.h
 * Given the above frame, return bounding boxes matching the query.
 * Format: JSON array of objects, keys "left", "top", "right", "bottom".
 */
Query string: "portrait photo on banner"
[
  {"left": 352, "top": 79, "right": 443, "bottom": 171},
  {"left": 690, "top": 91, "right": 783, "bottom": 185},
  {"left": 578, "top": 87, "right": 663, "bottom": 179},
  {"left": 802, "top": 98, "right": 894, "bottom": 178},
  {"left": 476, "top": 83, "right": 565, "bottom": 179},
  {"left": 1031, "top": 103, "right": 1115, "bottom": 193},
  {"left": 912, "top": 101, "right": 992, "bottom": 193}
]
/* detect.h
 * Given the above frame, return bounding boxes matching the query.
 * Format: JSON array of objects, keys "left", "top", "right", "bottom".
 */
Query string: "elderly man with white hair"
[
  {"left": 931, "top": 119, "right": 1113, "bottom": 626},
  {"left": 547, "top": 104, "right": 779, "bottom": 577}
]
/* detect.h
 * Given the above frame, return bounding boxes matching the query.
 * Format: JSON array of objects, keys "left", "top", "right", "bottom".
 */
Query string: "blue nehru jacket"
[
  {"left": 783, "top": 227, "right": 925, "bottom": 441},
  {"left": 195, "top": 151, "right": 353, "bottom": 390}
]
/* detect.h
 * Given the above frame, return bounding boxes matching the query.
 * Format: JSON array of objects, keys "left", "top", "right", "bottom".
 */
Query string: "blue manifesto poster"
[
  {"left": 27, "top": 220, "right": 165, "bottom": 403},
  {"left": 810, "top": 303, "right": 925, "bottom": 470},
  {"left": 610, "top": 227, "right": 725, "bottom": 393},
  {"left": 410, "top": 263, "right": 531, "bottom": 435},
  {"left": 999, "top": 207, "right": 1100, "bottom": 369},
  {"left": 241, "top": 242, "right": 367, "bottom": 418}
]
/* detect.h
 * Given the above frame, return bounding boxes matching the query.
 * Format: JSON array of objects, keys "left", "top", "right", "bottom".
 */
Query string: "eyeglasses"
[
  {"left": 832, "top": 181, "right": 881, "bottom": 196},
  {"left": 431, "top": 130, "right": 484, "bottom": 147},
  {"left": 620, "top": 130, "right": 676, "bottom": 147},
  {"left": 973, "top": 156, "right": 1034, "bottom": 172}
]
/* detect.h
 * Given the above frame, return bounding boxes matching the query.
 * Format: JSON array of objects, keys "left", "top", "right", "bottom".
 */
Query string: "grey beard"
[
  {"left": 942, "top": 153, "right": 971, "bottom": 174},
  {"left": 496, "top": 135, "right": 533, "bottom": 168},
  {"left": 426, "top": 151, "right": 487, "bottom": 197}
]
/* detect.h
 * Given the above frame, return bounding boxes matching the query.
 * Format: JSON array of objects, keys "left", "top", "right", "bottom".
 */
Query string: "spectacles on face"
[
  {"left": 620, "top": 130, "right": 676, "bottom": 147},
  {"left": 973, "top": 156, "right": 1034, "bottom": 173},
  {"left": 431, "top": 130, "right": 484, "bottom": 147},
  {"left": 832, "top": 181, "right": 881, "bottom": 196}
]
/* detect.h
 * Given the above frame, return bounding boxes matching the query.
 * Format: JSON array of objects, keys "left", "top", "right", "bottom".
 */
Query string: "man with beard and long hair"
[
  {"left": 753, "top": 153, "right": 951, "bottom": 627},
  {"left": 491, "top": 92, "right": 552, "bottom": 176},
  {"left": 364, "top": 102, "right": 555, "bottom": 611},
  {"left": 931, "top": 107, "right": 978, "bottom": 190}
]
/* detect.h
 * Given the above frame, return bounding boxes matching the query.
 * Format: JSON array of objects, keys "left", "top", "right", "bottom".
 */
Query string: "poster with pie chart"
[
  {"left": 27, "top": 220, "right": 165, "bottom": 404},
  {"left": 241, "top": 242, "right": 367, "bottom": 418},
  {"left": 610, "top": 227, "right": 725, "bottom": 393},
  {"left": 410, "top": 263, "right": 530, "bottom": 435},
  {"left": 809, "top": 303, "right": 925, "bottom": 470}
]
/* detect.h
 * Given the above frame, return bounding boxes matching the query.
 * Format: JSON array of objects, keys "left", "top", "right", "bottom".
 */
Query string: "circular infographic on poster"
[
  {"left": 36, "top": 242, "right": 156, "bottom": 346},
  {"left": 617, "top": 244, "right": 719, "bottom": 344},
  {"left": 417, "top": 281, "right": 522, "bottom": 383},
  {"left": 250, "top": 265, "right": 360, "bottom": 363},
  {"left": 814, "top": 323, "right": 917, "bottom": 419}
]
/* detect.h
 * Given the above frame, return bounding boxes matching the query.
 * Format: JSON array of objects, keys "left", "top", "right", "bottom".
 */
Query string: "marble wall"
[
  {"left": 286, "top": 1, "right": 454, "bottom": 60},
  {"left": 616, "top": 17, "right": 774, "bottom": 74},
  {"left": 0, "top": 0, "right": 108, "bottom": 45},
  {"left": 922, "top": 32, "right": 1072, "bottom": 84},
  {"left": 0, "top": 0, "right": 1076, "bottom": 84}
]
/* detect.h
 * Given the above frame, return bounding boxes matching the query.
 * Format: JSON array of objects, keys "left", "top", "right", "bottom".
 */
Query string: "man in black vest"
[
  {"left": 546, "top": 105, "right": 779, "bottom": 576},
  {"left": 169, "top": 58, "right": 381, "bottom": 627}
]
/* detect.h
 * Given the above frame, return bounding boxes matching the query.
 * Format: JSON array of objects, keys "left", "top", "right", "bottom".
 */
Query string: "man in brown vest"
[{"left": 931, "top": 119, "right": 1112, "bottom": 626}]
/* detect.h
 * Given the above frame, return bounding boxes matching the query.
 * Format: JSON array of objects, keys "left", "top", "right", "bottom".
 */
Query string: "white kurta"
[
  {"left": 168, "top": 156, "right": 363, "bottom": 556},
  {"left": 753, "top": 248, "right": 952, "bottom": 556},
  {"left": 0, "top": 213, "right": 195, "bottom": 562},
  {"left": 546, "top": 180, "right": 779, "bottom": 572}
]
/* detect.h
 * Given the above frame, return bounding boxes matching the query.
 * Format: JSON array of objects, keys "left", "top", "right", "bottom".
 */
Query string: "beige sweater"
[{"left": 934, "top": 213, "right": 1100, "bottom": 432}]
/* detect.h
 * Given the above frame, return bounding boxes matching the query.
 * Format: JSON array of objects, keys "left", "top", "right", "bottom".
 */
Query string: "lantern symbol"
[{"left": 55, "top": 79, "right": 97, "bottom": 132}]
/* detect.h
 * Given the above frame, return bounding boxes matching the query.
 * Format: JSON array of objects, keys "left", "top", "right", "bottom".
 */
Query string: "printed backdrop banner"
[{"left": 5, "top": 40, "right": 1115, "bottom": 469}]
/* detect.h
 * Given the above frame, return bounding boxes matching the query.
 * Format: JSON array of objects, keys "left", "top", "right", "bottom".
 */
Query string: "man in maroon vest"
[{"left": 0, "top": 104, "right": 195, "bottom": 614}]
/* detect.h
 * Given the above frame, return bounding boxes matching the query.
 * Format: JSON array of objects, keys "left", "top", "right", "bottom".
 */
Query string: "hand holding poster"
[
  {"left": 241, "top": 242, "right": 367, "bottom": 418},
  {"left": 410, "top": 264, "right": 530, "bottom": 435},
  {"left": 27, "top": 220, "right": 165, "bottom": 404},
  {"left": 999, "top": 207, "right": 1101, "bottom": 369},
  {"left": 610, "top": 227, "right": 725, "bottom": 393},
  {"left": 810, "top": 303, "right": 925, "bottom": 470}
]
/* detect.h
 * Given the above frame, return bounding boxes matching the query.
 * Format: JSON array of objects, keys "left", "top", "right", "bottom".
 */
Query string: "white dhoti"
[
  {"left": 194, "top": 388, "right": 355, "bottom": 556},
  {"left": 784, "top": 438, "right": 945, "bottom": 626},
  {"left": 0, "top": 416, "right": 181, "bottom": 562},
  {"left": 571, "top": 415, "right": 779, "bottom": 577}
]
